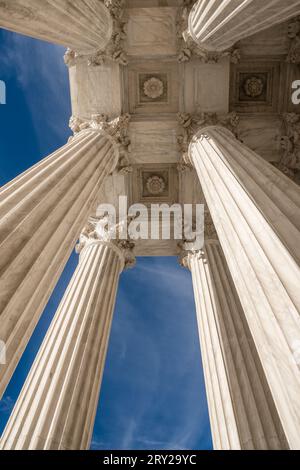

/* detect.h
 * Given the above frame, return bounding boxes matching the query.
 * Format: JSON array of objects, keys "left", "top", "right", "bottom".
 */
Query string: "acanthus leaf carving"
[
  {"left": 64, "top": 0, "right": 128, "bottom": 68},
  {"left": 276, "top": 113, "right": 300, "bottom": 183},
  {"left": 63, "top": 48, "right": 78, "bottom": 67},
  {"left": 76, "top": 216, "right": 136, "bottom": 269},
  {"left": 69, "top": 113, "right": 132, "bottom": 175},
  {"left": 177, "top": 111, "right": 240, "bottom": 169},
  {"left": 287, "top": 16, "right": 300, "bottom": 64},
  {"left": 178, "top": 209, "right": 218, "bottom": 269},
  {"left": 176, "top": 1, "right": 240, "bottom": 65}
]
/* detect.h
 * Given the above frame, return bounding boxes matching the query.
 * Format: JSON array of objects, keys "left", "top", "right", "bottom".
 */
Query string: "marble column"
[
  {"left": 0, "top": 219, "right": 135, "bottom": 450},
  {"left": 0, "top": 114, "right": 129, "bottom": 399},
  {"left": 0, "top": 0, "right": 113, "bottom": 54},
  {"left": 188, "top": 0, "right": 300, "bottom": 51},
  {"left": 187, "top": 125, "right": 300, "bottom": 449},
  {"left": 182, "top": 240, "right": 288, "bottom": 450}
]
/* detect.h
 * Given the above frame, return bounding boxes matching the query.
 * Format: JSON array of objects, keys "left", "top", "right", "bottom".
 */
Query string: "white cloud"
[
  {"left": 0, "top": 396, "right": 14, "bottom": 414},
  {"left": 1, "top": 31, "right": 71, "bottom": 145}
]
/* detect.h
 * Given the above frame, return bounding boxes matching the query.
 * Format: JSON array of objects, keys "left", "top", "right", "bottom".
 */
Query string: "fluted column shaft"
[
  {"left": 184, "top": 241, "right": 288, "bottom": 450},
  {"left": 0, "top": 0, "right": 113, "bottom": 54},
  {"left": 0, "top": 234, "right": 129, "bottom": 450},
  {"left": 189, "top": 0, "right": 300, "bottom": 51},
  {"left": 188, "top": 126, "right": 300, "bottom": 449},
  {"left": 0, "top": 126, "right": 119, "bottom": 399}
]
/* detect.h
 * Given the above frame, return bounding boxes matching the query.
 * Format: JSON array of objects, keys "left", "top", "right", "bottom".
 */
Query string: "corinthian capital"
[
  {"left": 287, "top": 16, "right": 300, "bottom": 64},
  {"left": 176, "top": 1, "right": 240, "bottom": 64},
  {"left": 76, "top": 216, "right": 136, "bottom": 270},
  {"left": 64, "top": 0, "right": 127, "bottom": 67},
  {"left": 177, "top": 111, "right": 240, "bottom": 167},
  {"left": 178, "top": 208, "right": 218, "bottom": 269},
  {"left": 179, "top": 247, "right": 205, "bottom": 270},
  {"left": 276, "top": 113, "right": 300, "bottom": 183},
  {"left": 70, "top": 113, "right": 130, "bottom": 142},
  {"left": 69, "top": 113, "right": 132, "bottom": 173}
]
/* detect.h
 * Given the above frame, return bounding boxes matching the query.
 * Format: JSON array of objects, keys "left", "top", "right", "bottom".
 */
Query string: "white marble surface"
[
  {"left": 185, "top": 242, "right": 288, "bottom": 449},
  {"left": 184, "top": 58, "right": 230, "bottom": 114},
  {"left": 0, "top": 240, "right": 123, "bottom": 450},
  {"left": 69, "top": 59, "right": 122, "bottom": 120},
  {"left": 0, "top": 130, "right": 116, "bottom": 399},
  {"left": 238, "top": 116, "right": 282, "bottom": 162},
  {"left": 125, "top": 7, "right": 177, "bottom": 57},
  {"left": 129, "top": 120, "right": 179, "bottom": 164},
  {"left": 0, "top": 0, "right": 112, "bottom": 54},
  {"left": 190, "top": 125, "right": 300, "bottom": 449}
]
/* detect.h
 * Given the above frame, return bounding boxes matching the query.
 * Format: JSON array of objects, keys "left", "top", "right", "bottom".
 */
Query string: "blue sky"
[{"left": 0, "top": 29, "right": 212, "bottom": 450}]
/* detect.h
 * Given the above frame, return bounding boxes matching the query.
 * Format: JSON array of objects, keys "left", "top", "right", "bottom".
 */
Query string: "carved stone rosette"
[
  {"left": 64, "top": 0, "right": 128, "bottom": 67},
  {"left": 69, "top": 113, "right": 132, "bottom": 174},
  {"left": 176, "top": 1, "right": 240, "bottom": 64}
]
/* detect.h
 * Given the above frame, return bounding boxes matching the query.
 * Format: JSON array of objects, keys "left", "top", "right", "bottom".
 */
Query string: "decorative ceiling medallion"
[
  {"left": 237, "top": 71, "right": 269, "bottom": 103},
  {"left": 244, "top": 76, "right": 264, "bottom": 98},
  {"left": 138, "top": 73, "right": 168, "bottom": 104},
  {"left": 140, "top": 169, "right": 170, "bottom": 200},
  {"left": 143, "top": 77, "right": 164, "bottom": 99},
  {"left": 146, "top": 175, "right": 166, "bottom": 195}
]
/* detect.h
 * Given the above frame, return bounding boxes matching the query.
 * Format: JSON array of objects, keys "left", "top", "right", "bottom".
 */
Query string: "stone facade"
[{"left": 0, "top": 0, "right": 300, "bottom": 451}]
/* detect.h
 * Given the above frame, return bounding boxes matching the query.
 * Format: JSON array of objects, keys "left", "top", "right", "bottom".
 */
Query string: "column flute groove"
[
  {"left": 0, "top": 114, "right": 130, "bottom": 399},
  {"left": 181, "top": 240, "right": 289, "bottom": 449},
  {"left": 188, "top": 0, "right": 300, "bottom": 51},
  {"left": 0, "top": 0, "right": 114, "bottom": 55},
  {"left": 0, "top": 218, "right": 135, "bottom": 450},
  {"left": 187, "top": 125, "right": 300, "bottom": 449}
]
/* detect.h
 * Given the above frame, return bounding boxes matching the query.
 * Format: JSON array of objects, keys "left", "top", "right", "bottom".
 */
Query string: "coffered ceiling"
[{"left": 68, "top": 2, "right": 299, "bottom": 255}]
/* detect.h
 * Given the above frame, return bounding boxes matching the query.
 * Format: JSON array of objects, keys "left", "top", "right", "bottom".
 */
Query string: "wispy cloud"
[
  {"left": 92, "top": 257, "right": 212, "bottom": 451},
  {"left": 0, "top": 31, "right": 71, "bottom": 146},
  {"left": 0, "top": 396, "right": 14, "bottom": 414}
]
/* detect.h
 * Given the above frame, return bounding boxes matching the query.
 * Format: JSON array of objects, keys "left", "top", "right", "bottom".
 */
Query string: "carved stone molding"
[
  {"left": 69, "top": 113, "right": 132, "bottom": 174},
  {"left": 177, "top": 111, "right": 240, "bottom": 169},
  {"left": 76, "top": 216, "right": 136, "bottom": 269},
  {"left": 287, "top": 16, "right": 300, "bottom": 64},
  {"left": 64, "top": 0, "right": 128, "bottom": 67},
  {"left": 176, "top": 1, "right": 240, "bottom": 64},
  {"left": 276, "top": 113, "right": 300, "bottom": 183}
]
